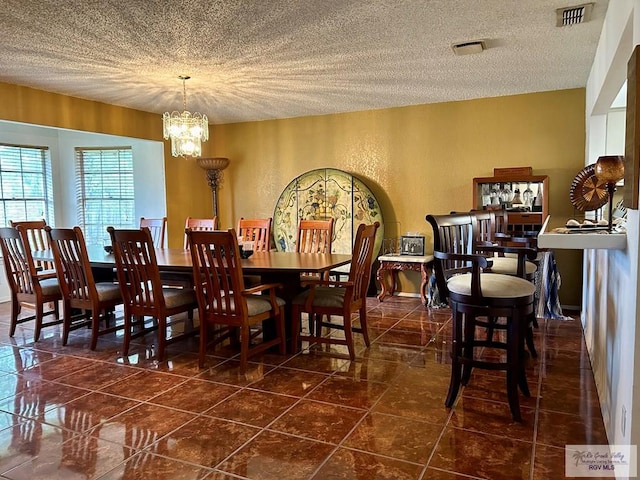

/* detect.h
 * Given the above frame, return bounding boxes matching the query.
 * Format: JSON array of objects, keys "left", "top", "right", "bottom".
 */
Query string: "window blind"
[
  {"left": 0, "top": 143, "right": 53, "bottom": 226},
  {"left": 75, "top": 147, "right": 135, "bottom": 246}
]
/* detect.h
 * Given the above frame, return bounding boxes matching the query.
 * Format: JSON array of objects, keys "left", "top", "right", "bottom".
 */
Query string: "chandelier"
[{"left": 162, "top": 75, "right": 209, "bottom": 157}]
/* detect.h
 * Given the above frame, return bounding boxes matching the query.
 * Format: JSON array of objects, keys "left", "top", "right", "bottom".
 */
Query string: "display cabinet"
[{"left": 472, "top": 167, "right": 549, "bottom": 234}]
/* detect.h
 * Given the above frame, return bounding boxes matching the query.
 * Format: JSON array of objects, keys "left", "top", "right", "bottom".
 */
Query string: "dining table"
[{"left": 33, "top": 246, "right": 353, "bottom": 350}]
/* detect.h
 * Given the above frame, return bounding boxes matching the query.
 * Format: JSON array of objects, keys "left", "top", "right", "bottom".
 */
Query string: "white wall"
[
  {"left": 0, "top": 120, "right": 166, "bottom": 301},
  {"left": 584, "top": 0, "right": 640, "bottom": 470}
]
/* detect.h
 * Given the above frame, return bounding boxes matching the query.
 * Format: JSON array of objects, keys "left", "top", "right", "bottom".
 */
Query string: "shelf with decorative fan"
[
  {"left": 537, "top": 161, "right": 627, "bottom": 250},
  {"left": 538, "top": 216, "right": 626, "bottom": 250}
]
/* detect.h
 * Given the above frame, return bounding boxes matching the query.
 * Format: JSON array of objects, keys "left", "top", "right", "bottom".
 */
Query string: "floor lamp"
[
  {"left": 197, "top": 157, "right": 230, "bottom": 220},
  {"left": 595, "top": 155, "right": 624, "bottom": 232}
]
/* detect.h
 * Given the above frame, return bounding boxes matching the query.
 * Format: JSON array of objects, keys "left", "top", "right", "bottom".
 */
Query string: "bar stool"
[{"left": 427, "top": 213, "right": 536, "bottom": 421}]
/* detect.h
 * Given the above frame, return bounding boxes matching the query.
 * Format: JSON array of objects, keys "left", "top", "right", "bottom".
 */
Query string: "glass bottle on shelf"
[
  {"left": 498, "top": 183, "right": 509, "bottom": 205},
  {"left": 523, "top": 182, "right": 534, "bottom": 207},
  {"left": 481, "top": 183, "right": 491, "bottom": 207},
  {"left": 490, "top": 183, "right": 500, "bottom": 206},
  {"left": 533, "top": 183, "right": 543, "bottom": 210},
  {"left": 512, "top": 187, "right": 522, "bottom": 205}
]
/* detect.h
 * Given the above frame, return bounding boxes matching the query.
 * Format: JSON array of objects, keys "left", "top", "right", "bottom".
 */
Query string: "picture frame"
[
  {"left": 624, "top": 44, "right": 640, "bottom": 209},
  {"left": 400, "top": 236, "right": 425, "bottom": 256}
]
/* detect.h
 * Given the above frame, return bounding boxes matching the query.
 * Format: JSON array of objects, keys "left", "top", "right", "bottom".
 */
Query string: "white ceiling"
[{"left": 0, "top": 0, "right": 609, "bottom": 125}]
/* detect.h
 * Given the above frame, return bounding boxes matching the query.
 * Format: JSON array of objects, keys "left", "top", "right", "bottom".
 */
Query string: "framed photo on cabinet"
[{"left": 400, "top": 236, "right": 425, "bottom": 256}]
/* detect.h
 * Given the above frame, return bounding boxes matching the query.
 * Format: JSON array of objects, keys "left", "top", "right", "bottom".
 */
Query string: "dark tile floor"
[{"left": 0, "top": 297, "right": 608, "bottom": 479}]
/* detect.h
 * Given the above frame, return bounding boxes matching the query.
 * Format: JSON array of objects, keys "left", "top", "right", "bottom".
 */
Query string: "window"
[
  {"left": 0, "top": 143, "right": 54, "bottom": 226},
  {"left": 76, "top": 147, "right": 135, "bottom": 246}
]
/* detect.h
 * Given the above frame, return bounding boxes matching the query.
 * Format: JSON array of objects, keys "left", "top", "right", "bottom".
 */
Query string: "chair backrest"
[
  {"left": 426, "top": 213, "right": 476, "bottom": 301},
  {"left": 0, "top": 226, "right": 39, "bottom": 295},
  {"left": 492, "top": 209, "right": 509, "bottom": 234},
  {"left": 296, "top": 218, "right": 334, "bottom": 254},
  {"left": 187, "top": 228, "right": 247, "bottom": 322},
  {"left": 108, "top": 227, "right": 165, "bottom": 313},
  {"left": 45, "top": 227, "right": 97, "bottom": 304},
  {"left": 139, "top": 217, "right": 166, "bottom": 248},
  {"left": 237, "top": 217, "right": 272, "bottom": 252},
  {"left": 469, "top": 210, "right": 496, "bottom": 245},
  {"left": 183, "top": 217, "right": 217, "bottom": 249},
  {"left": 346, "top": 222, "right": 380, "bottom": 305},
  {"left": 10, "top": 219, "right": 53, "bottom": 270}
]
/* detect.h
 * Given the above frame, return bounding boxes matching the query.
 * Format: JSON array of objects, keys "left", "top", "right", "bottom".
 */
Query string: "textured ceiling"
[{"left": 0, "top": 0, "right": 609, "bottom": 125}]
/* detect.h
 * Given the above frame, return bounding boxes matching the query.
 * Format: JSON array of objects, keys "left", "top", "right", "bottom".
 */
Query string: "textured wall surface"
[
  {"left": 211, "top": 88, "right": 586, "bottom": 304},
  {"left": 0, "top": 82, "right": 586, "bottom": 304}
]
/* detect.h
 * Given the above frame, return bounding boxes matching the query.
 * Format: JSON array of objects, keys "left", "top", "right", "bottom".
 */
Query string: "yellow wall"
[
  {"left": 0, "top": 82, "right": 585, "bottom": 304},
  {"left": 211, "top": 89, "right": 586, "bottom": 305}
]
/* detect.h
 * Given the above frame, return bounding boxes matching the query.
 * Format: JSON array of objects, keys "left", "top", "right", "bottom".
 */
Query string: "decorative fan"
[{"left": 569, "top": 163, "right": 609, "bottom": 212}]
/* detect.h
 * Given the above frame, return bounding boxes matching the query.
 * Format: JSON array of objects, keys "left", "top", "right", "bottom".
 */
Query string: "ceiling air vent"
[
  {"left": 556, "top": 3, "right": 593, "bottom": 27},
  {"left": 451, "top": 40, "right": 485, "bottom": 56}
]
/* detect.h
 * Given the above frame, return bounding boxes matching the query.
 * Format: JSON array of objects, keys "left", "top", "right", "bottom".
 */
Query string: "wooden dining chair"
[
  {"left": 187, "top": 228, "right": 286, "bottom": 373},
  {"left": 296, "top": 218, "right": 335, "bottom": 283},
  {"left": 183, "top": 216, "right": 217, "bottom": 249},
  {"left": 426, "top": 213, "right": 536, "bottom": 421},
  {"left": 139, "top": 217, "right": 166, "bottom": 248},
  {"left": 236, "top": 217, "right": 272, "bottom": 252},
  {"left": 9, "top": 219, "right": 54, "bottom": 271},
  {"left": 296, "top": 218, "right": 334, "bottom": 253},
  {"left": 45, "top": 226, "right": 124, "bottom": 349},
  {"left": 107, "top": 226, "right": 198, "bottom": 361},
  {"left": 291, "top": 222, "right": 380, "bottom": 360},
  {"left": 0, "top": 226, "right": 62, "bottom": 341}
]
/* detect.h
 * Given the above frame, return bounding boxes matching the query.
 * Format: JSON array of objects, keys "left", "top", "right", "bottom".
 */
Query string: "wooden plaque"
[
  {"left": 493, "top": 167, "right": 533, "bottom": 177},
  {"left": 624, "top": 45, "right": 640, "bottom": 209}
]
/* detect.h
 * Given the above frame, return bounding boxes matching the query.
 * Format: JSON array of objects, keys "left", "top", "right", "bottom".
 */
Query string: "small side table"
[{"left": 376, "top": 254, "right": 434, "bottom": 306}]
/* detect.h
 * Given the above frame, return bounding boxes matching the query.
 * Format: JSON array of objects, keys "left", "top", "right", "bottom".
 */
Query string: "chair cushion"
[
  {"left": 210, "top": 295, "right": 286, "bottom": 316},
  {"left": 95, "top": 283, "right": 122, "bottom": 302},
  {"left": 447, "top": 273, "right": 535, "bottom": 298},
  {"left": 40, "top": 277, "right": 60, "bottom": 296},
  {"left": 487, "top": 257, "right": 537, "bottom": 276},
  {"left": 161, "top": 287, "right": 197, "bottom": 309},
  {"left": 292, "top": 286, "right": 346, "bottom": 308},
  {"left": 245, "top": 295, "right": 286, "bottom": 316}
]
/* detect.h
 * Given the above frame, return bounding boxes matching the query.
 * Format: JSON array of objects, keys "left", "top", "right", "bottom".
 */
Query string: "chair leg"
[
  {"left": 525, "top": 313, "right": 538, "bottom": 358},
  {"left": 290, "top": 305, "right": 301, "bottom": 353},
  {"left": 276, "top": 310, "right": 286, "bottom": 355},
  {"left": 359, "top": 307, "right": 370, "bottom": 347},
  {"left": 344, "top": 315, "right": 355, "bottom": 361},
  {"left": 9, "top": 296, "right": 19, "bottom": 337},
  {"left": 90, "top": 310, "right": 100, "bottom": 351},
  {"left": 239, "top": 324, "right": 250, "bottom": 374},
  {"left": 157, "top": 316, "right": 167, "bottom": 362},
  {"left": 461, "top": 312, "right": 475, "bottom": 386},
  {"left": 62, "top": 300, "right": 72, "bottom": 346},
  {"left": 34, "top": 302, "right": 44, "bottom": 342},
  {"left": 446, "top": 304, "right": 463, "bottom": 408},
  {"left": 198, "top": 321, "right": 208, "bottom": 368},
  {"left": 506, "top": 312, "right": 524, "bottom": 422},
  {"left": 123, "top": 314, "right": 133, "bottom": 356}
]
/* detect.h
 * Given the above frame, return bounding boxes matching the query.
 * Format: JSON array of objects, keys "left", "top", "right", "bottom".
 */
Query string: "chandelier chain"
[{"left": 182, "top": 78, "right": 187, "bottom": 112}]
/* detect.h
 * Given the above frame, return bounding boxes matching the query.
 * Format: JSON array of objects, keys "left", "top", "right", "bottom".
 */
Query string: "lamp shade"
[
  {"left": 595, "top": 155, "right": 624, "bottom": 183},
  {"left": 197, "top": 157, "right": 230, "bottom": 171}
]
